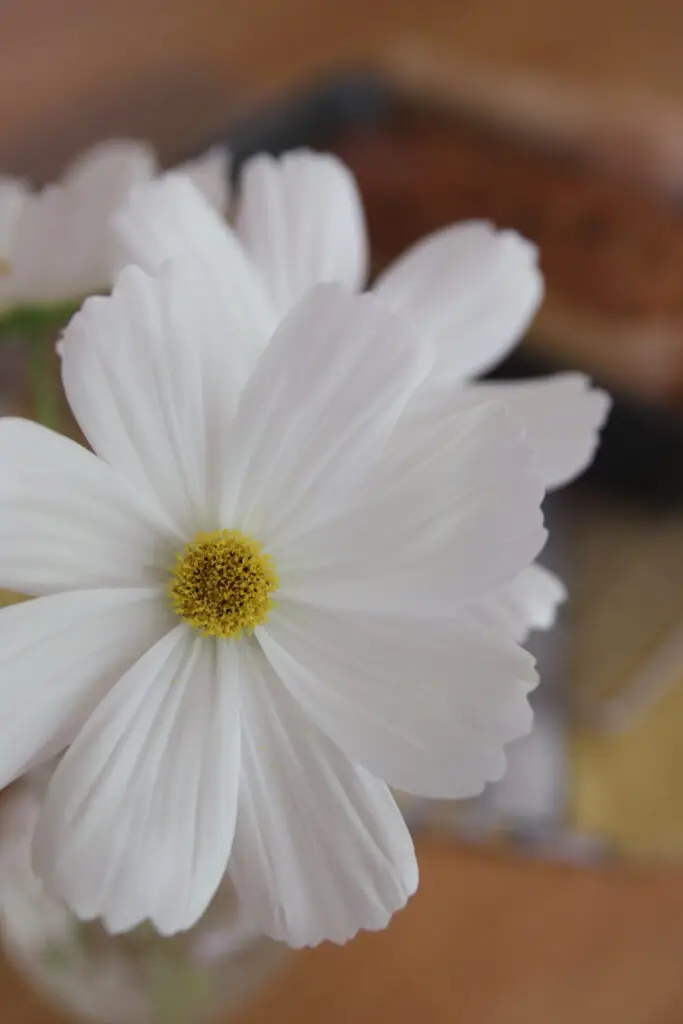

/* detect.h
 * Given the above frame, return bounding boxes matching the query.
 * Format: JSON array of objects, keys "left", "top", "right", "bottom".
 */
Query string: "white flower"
[
  {"left": 0, "top": 141, "right": 228, "bottom": 317},
  {"left": 0, "top": 255, "right": 545, "bottom": 945},
  {"left": 113, "top": 151, "right": 610, "bottom": 642}
]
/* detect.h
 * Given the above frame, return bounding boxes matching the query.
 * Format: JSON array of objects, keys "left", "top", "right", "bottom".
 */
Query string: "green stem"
[
  {"left": 147, "top": 949, "right": 212, "bottom": 1024},
  {"left": 27, "top": 331, "right": 60, "bottom": 430},
  {"left": 0, "top": 298, "right": 85, "bottom": 340}
]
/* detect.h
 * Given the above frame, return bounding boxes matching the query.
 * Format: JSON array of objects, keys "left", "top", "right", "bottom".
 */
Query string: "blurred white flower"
[
  {"left": 113, "top": 152, "right": 610, "bottom": 643},
  {"left": 0, "top": 141, "right": 228, "bottom": 319},
  {"left": 0, "top": 785, "right": 73, "bottom": 953},
  {"left": 0, "top": 254, "right": 545, "bottom": 945}
]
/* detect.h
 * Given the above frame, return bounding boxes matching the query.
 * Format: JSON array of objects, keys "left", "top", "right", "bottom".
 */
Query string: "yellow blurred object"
[
  {"left": 572, "top": 673, "right": 683, "bottom": 860},
  {"left": 0, "top": 589, "right": 27, "bottom": 606},
  {"left": 569, "top": 496, "right": 683, "bottom": 860}
]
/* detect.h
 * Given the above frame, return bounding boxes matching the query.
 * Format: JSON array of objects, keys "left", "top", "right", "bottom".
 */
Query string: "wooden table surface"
[
  {"left": 4, "top": 1, "right": 683, "bottom": 1021},
  {"left": 4, "top": 841, "right": 683, "bottom": 1024}
]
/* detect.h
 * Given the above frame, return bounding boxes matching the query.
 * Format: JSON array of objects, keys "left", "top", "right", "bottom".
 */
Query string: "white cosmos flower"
[
  {"left": 0, "top": 256, "right": 546, "bottom": 945},
  {"left": 0, "top": 141, "right": 228, "bottom": 317},
  {"left": 112, "top": 150, "right": 610, "bottom": 643}
]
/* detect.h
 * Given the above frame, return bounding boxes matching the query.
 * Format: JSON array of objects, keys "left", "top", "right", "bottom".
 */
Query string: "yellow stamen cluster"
[{"left": 170, "top": 529, "right": 278, "bottom": 639}]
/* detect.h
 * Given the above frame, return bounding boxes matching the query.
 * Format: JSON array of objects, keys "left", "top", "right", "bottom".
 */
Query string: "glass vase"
[{"left": 0, "top": 780, "right": 286, "bottom": 1023}]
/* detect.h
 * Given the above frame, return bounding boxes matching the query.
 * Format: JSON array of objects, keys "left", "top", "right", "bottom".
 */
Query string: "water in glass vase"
[{"left": 0, "top": 780, "right": 286, "bottom": 1023}]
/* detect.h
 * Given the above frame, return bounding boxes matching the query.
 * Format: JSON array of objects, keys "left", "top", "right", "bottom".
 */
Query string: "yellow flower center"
[{"left": 170, "top": 529, "right": 278, "bottom": 639}]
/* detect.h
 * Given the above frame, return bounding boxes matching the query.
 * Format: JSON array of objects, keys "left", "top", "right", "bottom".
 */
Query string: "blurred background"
[{"left": 5, "top": 0, "right": 683, "bottom": 1021}]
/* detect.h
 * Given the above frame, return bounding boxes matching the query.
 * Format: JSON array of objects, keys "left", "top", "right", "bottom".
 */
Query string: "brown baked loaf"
[{"left": 332, "top": 112, "right": 683, "bottom": 402}]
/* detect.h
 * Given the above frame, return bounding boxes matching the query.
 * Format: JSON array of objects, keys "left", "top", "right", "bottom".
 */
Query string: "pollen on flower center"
[{"left": 170, "top": 529, "right": 278, "bottom": 639}]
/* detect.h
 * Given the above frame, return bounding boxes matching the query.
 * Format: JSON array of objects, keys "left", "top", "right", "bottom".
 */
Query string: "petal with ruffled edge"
[
  {"left": 63, "top": 140, "right": 158, "bottom": 295},
  {"left": 0, "top": 418, "right": 178, "bottom": 595},
  {"left": 228, "top": 642, "right": 417, "bottom": 947},
  {"left": 275, "top": 397, "right": 545, "bottom": 615},
  {"left": 258, "top": 604, "right": 537, "bottom": 800},
  {"left": 221, "top": 284, "right": 431, "bottom": 549},
  {"left": 177, "top": 146, "right": 231, "bottom": 215},
  {"left": 34, "top": 627, "right": 240, "bottom": 936},
  {"left": 62, "top": 139, "right": 157, "bottom": 195},
  {"left": 62, "top": 258, "right": 266, "bottom": 535},
  {"left": 373, "top": 222, "right": 543, "bottom": 386},
  {"left": 468, "top": 374, "right": 611, "bottom": 490},
  {"left": 111, "top": 173, "right": 274, "bottom": 343},
  {"left": 0, "top": 587, "right": 172, "bottom": 789},
  {"left": 471, "top": 563, "right": 567, "bottom": 643},
  {"left": 234, "top": 150, "right": 367, "bottom": 320},
  {"left": 8, "top": 141, "right": 156, "bottom": 305}
]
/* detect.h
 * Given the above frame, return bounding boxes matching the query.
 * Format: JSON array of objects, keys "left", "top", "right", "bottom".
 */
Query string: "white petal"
[
  {"left": 276, "top": 398, "right": 545, "bottom": 614},
  {"left": 221, "top": 284, "right": 431, "bottom": 547},
  {"left": 63, "top": 140, "right": 158, "bottom": 292},
  {"left": 7, "top": 141, "right": 156, "bottom": 305},
  {"left": 259, "top": 604, "right": 537, "bottom": 799},
  {"left": 234, "top": 150, "right": 368, "bottom": 319},
  {"left": 471, "top": 563, "right": 567, "bottom": 643},
  {"left": 176, "top": 146, "right": 230, "bottom": 215},
  {"left": 373, "top": 223, "right": 543, "bottom": 385},
  {"left": 469, "top": 374, "right": 611, "bottom": 489},
  {"left": 228, "top": 642, "right": 417, "bottom": 947},
  {"left": 34, "top": 628, "right": 241, "bottom": 936},
  {"left": 3, "top": 186, "right": 98, "bottom": 305},
  {"left": 62, "top": 140, "right": 157, "bottom": 231},
  {"left": 62, "top": 259, "right": 260, "bottom": 535},
  {"left": 0, "top": 787, "right": 74, "bottom": 951},
  {"left": 62, "top": 139, "right": 157, "bottom": 191},
  {"left": 0, "top": 418, "right": 178, "bottom": 594},
  {"left": 0, "top": 587, "right": 171, "bottom": 788},
  {"left": 110, "top": 173, "right": 274, "bottom": 343}
]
